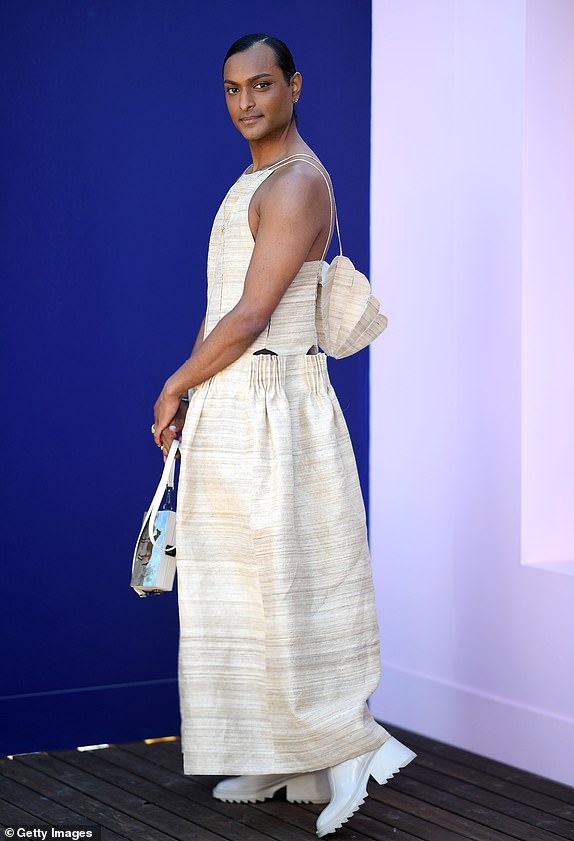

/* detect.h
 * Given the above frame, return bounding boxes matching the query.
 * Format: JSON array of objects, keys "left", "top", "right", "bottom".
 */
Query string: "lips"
[{"left": 240, "top": 115, "right": 262, "bottom": 124}]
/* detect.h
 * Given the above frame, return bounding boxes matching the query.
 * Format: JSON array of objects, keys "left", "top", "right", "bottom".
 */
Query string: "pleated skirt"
[{"left": 175, "top": 349, "right": 390, "bottom": 774}]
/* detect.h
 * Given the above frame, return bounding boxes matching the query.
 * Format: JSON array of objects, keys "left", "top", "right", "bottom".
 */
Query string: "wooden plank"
[
  {"left": 123, "top": 741, "right": 471, "bottom": 841},
  {"left": 147, "top": 738, "right": 555, "bottom": 841},
  {"left": 0, "top": 756, "right": 184, "bottom": 841},
  {"left": 406, "top": 763, "right": 574, "bottom": 838},
  {"left": 270, "top": 792, "right": 466, "bottom": 841},
  {"left": 192, "top": 779, "right": 426, "bottom": 841},
  {"left": 136, "top": 736, "right": 573, "bottom": 840},
  {"left": 351, "top": 785, "right": 522, "bottom": 841},
  {"left": 5, "top": 729, "right": 570, "bottom": 841},
  {"left": 0, "top": 796, "right": 50, "bottom": 828},
  {"left": 0, "top": 771, "right": 122, "bottom": 838},
  {"left": 118, "top": 744, "right": 323, "bottom": 839},
  {"left": 51, "top": 747, "right": 285, "bottom": 841},
  {"left": 386, "top": 723, "right": 574, "bottom": 805},
  {"left": 93, "top": 744, "right": 330, "bottom": 841},
  {"left": 155, "top": 739, "right": 532, "bottom": 841},
  {"left": 16, "top": 751, "right": 231, "bottom": 841},
  {"left": 119, "top": 742, "right": 426, "bottom": 840},
  {"left": 185, "top": 767, "right": 441, "bottom": 841},
  {"left": 405, "top": 744, "right": 574, "bottom": 821},
  {"left": 385, "top": 773, "right": 568, "bottom": 841}
]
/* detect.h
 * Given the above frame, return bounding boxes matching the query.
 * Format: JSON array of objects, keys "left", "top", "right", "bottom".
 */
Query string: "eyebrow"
[{"left": 223, "top": 73, "right": 274, "bottom": 85}]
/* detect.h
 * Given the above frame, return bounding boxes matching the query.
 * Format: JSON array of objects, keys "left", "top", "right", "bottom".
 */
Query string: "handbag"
[
  {"left": 313, "top": 160, "right": 388, "bottom": 359},
  {"left": 316, "top": 251, "right": 389, "bottom": 359},
  {"left": 273, "top": 154, "right": 388, "bottom": 359},
  {"left": 131, "top": 439, "right": 179, "bottom": 597}
]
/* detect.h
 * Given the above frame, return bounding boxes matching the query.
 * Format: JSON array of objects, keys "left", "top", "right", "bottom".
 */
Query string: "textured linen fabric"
[{"left": 176, "top": 156, "right": 391, "bottom": 775}]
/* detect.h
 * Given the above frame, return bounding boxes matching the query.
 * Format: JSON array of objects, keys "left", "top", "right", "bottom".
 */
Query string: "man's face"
[{"left": 223, "top": 43, "right": 298, "bottom": 141}]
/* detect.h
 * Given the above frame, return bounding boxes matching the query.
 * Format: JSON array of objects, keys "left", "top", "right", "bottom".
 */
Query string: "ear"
[{"left": 290, "top": 71, "right": 303, "bottom": 101}]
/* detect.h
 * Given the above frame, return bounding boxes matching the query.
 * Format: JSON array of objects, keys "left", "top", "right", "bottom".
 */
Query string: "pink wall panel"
[
  {"left": 369, "top": 0, "right": 574, "bottom": 786},
  {"left": 521, "top": 0, "right": 574, "bottom": 574}
]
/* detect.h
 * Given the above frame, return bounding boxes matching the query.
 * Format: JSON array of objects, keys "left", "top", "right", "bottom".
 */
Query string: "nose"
[{"left": 238, "top": 87, "right": 255, "bottom": 112}]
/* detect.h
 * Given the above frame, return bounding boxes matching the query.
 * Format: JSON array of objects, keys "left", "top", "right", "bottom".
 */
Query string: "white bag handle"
[{"left": 147, "top": 439, "right": 180, "bottom": 549}]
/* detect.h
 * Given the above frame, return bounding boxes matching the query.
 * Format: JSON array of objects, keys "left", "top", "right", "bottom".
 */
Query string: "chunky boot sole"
[
  {"left": 316, "top": 737, "right": 417, "bottom": 837},
  {"left": 213, "top": 770, "right": 331, "bottom": 804}
]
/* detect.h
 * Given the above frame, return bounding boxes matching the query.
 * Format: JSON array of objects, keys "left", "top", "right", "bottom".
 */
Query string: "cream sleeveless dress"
[{"left": 175, "top": 154, "right": 391, "bottom": 775}]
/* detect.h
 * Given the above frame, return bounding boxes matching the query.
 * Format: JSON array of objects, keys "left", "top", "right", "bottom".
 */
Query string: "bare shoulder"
[{"left": 258, "top": 159, "right": 331, "bottom": 215}]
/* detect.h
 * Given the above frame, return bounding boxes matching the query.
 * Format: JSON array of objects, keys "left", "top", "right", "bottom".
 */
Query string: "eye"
[
  {"left": 226, "top": 87, "right": 239, "bottom": 95},
  {"left": 254, "top": 82, "right": 271, "bottom": 89}
]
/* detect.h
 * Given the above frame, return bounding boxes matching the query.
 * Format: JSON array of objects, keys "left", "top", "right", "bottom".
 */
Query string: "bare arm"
[
  {"left": 157, "top": 314, "right": 205, "bottom": 455},
  {"left": 191, "top": 315, "right": 205, "bottom": 355},
  {"left": 153, "top": 166, "right": 328, "bottom": 447}
]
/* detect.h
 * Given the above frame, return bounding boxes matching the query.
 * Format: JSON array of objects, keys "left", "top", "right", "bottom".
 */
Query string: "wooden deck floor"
[{"left": 1, "top": 722, "right": 573, "bottom": 840}]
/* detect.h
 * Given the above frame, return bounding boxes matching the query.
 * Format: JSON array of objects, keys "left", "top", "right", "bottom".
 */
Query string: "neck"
[{"left": 248, "top": 122, "right": 306, "bottom": 172}]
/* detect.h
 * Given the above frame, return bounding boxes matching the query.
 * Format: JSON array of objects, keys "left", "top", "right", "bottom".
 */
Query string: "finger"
[
  {"left": 160, "top": 436, "right": 174, "bottom": 453},
  {"left": 158, "top": 418, "right": 179, "bottom": 444},
  {"left": 161, "top": 426, "right": 176, "bottom": 444},
  {"left": 154, "top": 430, "right": 168, "bottom": 449},
  {"left": 153, "top": 417, "right": 167, "bottom": 447},
  {"left": 153, "top": 399, "right": 180, "bottom": 447}
]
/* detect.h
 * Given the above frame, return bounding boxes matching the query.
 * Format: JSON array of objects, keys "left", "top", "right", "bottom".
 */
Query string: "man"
[{"left": 152, "top": 34, "right": 416, "bottom": 838}]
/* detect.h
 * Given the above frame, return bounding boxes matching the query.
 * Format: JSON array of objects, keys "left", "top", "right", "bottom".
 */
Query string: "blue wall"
[{"left": 0, "top": 0, "right": 371, "bottom": 754}]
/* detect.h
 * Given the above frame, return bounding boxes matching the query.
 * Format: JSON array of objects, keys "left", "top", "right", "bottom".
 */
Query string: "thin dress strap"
[{"left": 267, "top": 154, "right": 343, "bottom": 260}]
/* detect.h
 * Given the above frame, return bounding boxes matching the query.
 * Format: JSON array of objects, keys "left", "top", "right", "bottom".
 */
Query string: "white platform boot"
[
  {"left": 316, "top": 737, "right": 417, "bottom": 837},
  {"left": 212, "top": 770, "right": 331, "bottom": 804}
]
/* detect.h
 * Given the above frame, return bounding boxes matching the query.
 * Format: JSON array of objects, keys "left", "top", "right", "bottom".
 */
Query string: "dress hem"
[{"left": 180, "top": 726, "right": 392, "bottom": 776}]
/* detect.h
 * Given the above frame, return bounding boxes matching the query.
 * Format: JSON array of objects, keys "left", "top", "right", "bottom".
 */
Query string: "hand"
[
  {"left": 159, "top": 400, "right": 189, "bottom": 461},
  {"left": 153, "top": 386, "right": 182, "bottom": 454}
]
